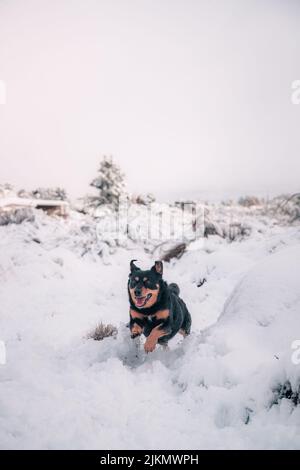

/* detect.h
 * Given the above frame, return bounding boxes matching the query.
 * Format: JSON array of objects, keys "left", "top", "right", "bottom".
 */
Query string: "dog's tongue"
[{"left": 136, "top": 297, "right": 145, "bottom": 307}]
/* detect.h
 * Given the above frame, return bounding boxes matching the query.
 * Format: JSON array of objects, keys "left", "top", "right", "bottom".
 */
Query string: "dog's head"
[{"left": 128, "top": 260, "right": 163, "bottom": 309}]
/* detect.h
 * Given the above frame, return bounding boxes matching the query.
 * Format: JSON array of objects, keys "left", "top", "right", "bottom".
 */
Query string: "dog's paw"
[
  {"left": 130, "top": 333, "right": 141, "bottom": 339},
  {"left": 130, "top": 325, "right": 143, "bottom": 339},
  {"left": 144, "top": 338, "right": 157, "bottom": 353}
]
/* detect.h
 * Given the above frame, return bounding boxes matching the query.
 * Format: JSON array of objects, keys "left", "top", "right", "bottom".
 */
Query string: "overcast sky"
[{"left": 0, "top": 0, "right": 299, "bottom": 200}]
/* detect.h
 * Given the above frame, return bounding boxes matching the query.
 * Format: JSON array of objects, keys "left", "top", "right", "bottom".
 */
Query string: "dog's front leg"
[
  {"left": 129, "top": 309, "right": 145, "bottom": 338},
  {"left": 144, "top": 323, "right": 170, "bottom": 353}
]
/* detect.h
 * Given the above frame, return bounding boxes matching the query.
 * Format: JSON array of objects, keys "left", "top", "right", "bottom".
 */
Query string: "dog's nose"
[{"left": 135, "top": 287, "right": 142, "bottom": 297}]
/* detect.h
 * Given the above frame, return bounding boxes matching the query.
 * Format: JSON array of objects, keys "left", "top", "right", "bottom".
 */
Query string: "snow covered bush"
[
  {"left": 17, "top": 189, "right": 32, "bottom": 199},
  {"left": 272, "top": 381, "right": 300, "bottom": 407},
  {"left": 131, "top": 193, "right": 156, "bottom": 205},
  {"left": 17, "top": 187, "right": 68, "bottom": 201},
  {"left": 0, "top": 207, "right": 35, "bottom": 226},
  {"left": 0, "top": 183, "right": 15, "bottom": 198},
  {"left": 274, "top": 193, "right": 300, "bottom": 223},
  {"left": 238, "top": 195, "right": 262, "bottom": 207}
]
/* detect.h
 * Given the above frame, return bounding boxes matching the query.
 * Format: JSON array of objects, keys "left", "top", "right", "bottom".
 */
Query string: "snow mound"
[
  {"left": 173, "top": 245, "right": 300, "bottom": 448},
  {"left": 214, "top": 244, "right": 300, "bottom": 378}
]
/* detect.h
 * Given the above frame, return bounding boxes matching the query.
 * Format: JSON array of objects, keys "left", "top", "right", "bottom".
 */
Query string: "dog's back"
[{"left": 158, "top": 283, "right": 191, "bottom": 343}]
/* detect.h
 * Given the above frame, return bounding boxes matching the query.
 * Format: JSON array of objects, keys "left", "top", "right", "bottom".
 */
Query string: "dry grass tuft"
[{"left": 87, "top": 322, "right": 118, "bottom": 341}]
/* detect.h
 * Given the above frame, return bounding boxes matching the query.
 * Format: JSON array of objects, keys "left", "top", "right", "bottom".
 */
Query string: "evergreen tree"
[{"left": 90, "top": 156, "right": 126, "bottom": 206}]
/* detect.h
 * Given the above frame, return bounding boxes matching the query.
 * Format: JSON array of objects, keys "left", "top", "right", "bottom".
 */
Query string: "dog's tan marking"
[
  {"left": 130, "top": 309, "right": 145, "bottom": 336},
  {"left": 150, "top": 309, "right": 170, "bottom": 321},
  {"left": 144, "top": 324, "right": 168, "bottom": 353},
  {"left": 130, "top": 308, "right": 145, "bottom": 319},
  {"left": 131, "top": 324, "right": 144, "bottom": 336}
]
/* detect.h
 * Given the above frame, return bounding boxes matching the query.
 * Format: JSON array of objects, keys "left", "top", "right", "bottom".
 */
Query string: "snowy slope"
[{"left": 0, "top": 209, "right": 300, "bottom": 449}]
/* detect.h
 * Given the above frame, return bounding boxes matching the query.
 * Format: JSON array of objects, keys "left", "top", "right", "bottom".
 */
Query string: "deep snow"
[{"left": 0, "top": 207, "right": 300, "bottom": 449}]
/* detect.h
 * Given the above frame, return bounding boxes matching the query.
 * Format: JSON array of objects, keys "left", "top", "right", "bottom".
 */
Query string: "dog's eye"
[{"left": 130, "top": 278, "right": 138, "bottom": 288}]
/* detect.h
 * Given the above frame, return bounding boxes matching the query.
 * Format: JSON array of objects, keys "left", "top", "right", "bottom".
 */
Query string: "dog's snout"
[{"left": 134, "top": 287, "right": 142, "bottom": 297}]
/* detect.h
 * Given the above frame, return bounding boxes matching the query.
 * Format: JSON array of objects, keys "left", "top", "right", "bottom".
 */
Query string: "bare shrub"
[
  {"left": 204, "top": 220, "right": 223, "bottom": 238},
  {"left": 227, "top": 223, "right": 252, "bottom": 241},
  {"left": 204, "top": 219, "right": 251, "bottom": 241},
  {"left": 87, "top": 322, "right": 118, "bottom": 341}
]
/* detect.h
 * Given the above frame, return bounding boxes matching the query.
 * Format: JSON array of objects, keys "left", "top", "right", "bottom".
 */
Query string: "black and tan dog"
[{"left": 128, "top": 260, "right": 192, "bottom": 353}]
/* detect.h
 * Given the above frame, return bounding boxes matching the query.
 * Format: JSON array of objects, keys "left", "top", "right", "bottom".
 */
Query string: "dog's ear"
[
  {"left": 130, "top": 259, "right": 140, "bottom": 273},
  {"left": 151, "top": 260, "right": 163, "bottom": 275}
]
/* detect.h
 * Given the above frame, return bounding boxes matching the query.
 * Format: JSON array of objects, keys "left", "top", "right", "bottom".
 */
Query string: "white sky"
[{"left": 0, "top": 0, "right": 299, "bottom": 199}]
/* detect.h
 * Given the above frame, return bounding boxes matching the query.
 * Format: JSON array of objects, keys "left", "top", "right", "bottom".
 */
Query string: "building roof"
[{"left": 0, "top": 197, "right": 69, "bottom": 209}]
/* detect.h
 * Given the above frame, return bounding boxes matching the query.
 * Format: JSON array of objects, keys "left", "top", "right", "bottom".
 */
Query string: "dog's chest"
[
  {"left": 147, "top": 309, "right": 170, "bottom": 325},
  {"left": 146, "top": 315, "right": 158, "bottom": 326}
]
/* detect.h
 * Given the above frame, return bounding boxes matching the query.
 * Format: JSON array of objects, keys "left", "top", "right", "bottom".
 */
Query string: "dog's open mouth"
[{"left": 134, "top": 293, "right": 152, "bottom": 308}]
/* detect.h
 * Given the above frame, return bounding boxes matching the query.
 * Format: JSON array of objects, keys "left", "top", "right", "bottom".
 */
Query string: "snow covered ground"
[{"left": 0, "top": 205, "right": 300, "bottom": 449}]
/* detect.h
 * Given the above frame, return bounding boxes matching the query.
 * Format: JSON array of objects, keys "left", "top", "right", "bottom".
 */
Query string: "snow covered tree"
[{"left": 90, "top": 156, "right": 126, "bottom": 207}]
